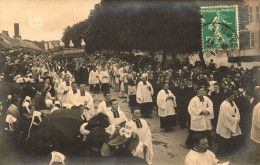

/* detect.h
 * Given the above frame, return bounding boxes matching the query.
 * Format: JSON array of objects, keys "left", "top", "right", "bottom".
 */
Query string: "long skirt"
[
  {"left": 93, "top": 84, "right": 100, "bottom": 93},
  {"left": 216, "top": 135, "right": 241, "bottom": 158},
  {"left": 139, "top": 102, "right": 153, "bottom": 116},
  {"left": 160, "top": 115, "right": 177, "bottom": 129},
  {"left": 101, "top": 83, "right": 110, "bottom": 92},
  {"left": 129, "top": 95, "right": 137, "bottom": 108},
  {"left": 185, "top": 130, "right": 212, "bottom": 148}
]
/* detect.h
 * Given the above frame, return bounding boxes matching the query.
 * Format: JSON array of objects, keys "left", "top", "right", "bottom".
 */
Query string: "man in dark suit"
[
  {"left": 176, "top": 82, "right": 190, "bottom": 129},
  {"left": 209, "top": 83, "right": 225, "bottom": 127}
]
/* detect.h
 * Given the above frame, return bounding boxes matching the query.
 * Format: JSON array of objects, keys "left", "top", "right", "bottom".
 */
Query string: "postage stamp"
[{"left": 201, "top": 5, "right": 239, "bottom": 51}]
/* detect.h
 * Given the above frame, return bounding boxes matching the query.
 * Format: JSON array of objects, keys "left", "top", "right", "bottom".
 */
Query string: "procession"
[{"left": 1, "top": 0, "right": 260, "bottom": 165}]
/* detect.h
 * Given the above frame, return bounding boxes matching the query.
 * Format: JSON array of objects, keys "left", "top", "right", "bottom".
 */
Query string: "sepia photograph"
[{"left": 0, "top": 0, "right": 260, "bottom": 164}]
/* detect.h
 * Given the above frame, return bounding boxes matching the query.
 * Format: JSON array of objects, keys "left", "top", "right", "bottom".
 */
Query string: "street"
[{"left": 92, "top": 88, "right": 251, "bottom": 165}]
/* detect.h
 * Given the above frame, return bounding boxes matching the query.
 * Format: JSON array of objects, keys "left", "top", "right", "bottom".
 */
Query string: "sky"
[{"left": 0, "top": 0, "right": 100, "bottom": 41}]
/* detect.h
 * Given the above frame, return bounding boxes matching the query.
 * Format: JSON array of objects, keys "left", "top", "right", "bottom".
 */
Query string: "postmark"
[{"left": 201, "top": 6, "right": 239, "bottom": 51}]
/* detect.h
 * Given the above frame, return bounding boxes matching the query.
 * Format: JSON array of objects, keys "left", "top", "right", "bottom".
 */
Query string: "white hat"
[
  {"left": 32, "top": 111, "right": 42, "bottom": 126},
  {"left": 50, "top": 151, "right": 65, "bottom": 164},
  {"left": 6, "top": 114, "right": 16, "bottom": 124},
  {"left": 45, "top": 99, "right": 53, "bottom": 108},
  {"left": 16, "top": 77, "right": 25, "bottom": 83},
  {"left": 23, "top": 101, "right": 30, "bottom": 108}
]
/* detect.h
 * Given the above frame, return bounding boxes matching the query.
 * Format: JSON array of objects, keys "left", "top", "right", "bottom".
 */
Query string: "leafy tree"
[{"left": 62, "top": 0, "right": 247, "bottom": 61}]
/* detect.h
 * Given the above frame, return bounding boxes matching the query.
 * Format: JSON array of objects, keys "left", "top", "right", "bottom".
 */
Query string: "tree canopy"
[{"left": 62, "top": 0, "right": 247, "bottom": 55}]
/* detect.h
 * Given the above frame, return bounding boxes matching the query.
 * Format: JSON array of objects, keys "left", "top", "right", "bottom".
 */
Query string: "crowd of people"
[{"left": 0, "top": 52, "right": 260, "bottom": 164}]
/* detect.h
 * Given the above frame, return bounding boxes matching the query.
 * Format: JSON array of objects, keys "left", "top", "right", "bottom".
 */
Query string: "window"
[
  {"left": 256, "top": 6, "right": 260, "bottom": 21},
  {"left": 240, "top": 31, "right": 250, "bottom": 49},
  {"left": 249, "top": 6, "right": 253, "bottom": 21},
  {"left": 250, "top": 32, "right": 255, "bottom": 48}
]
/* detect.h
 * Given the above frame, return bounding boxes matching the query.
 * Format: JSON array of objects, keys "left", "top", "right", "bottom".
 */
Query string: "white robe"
[
  {"left": 157, "top": 89, "right": 177, "bottom": 117},
  {"left": 96, "top": 100, "right": 112, "bottom": 115},
  {"left": 99, "top": 70, "right": 110, "bottom": 84},
  {"left": 68, "top": 89, "right": 94, "bottom": 111},
  {"left": 106, "top": 107, "right": 128, "bottom": 126},
  {"left": 57, "top": 81, "right": 72, "bottom": 104},
  {"left": 136, "top": 81, "right": 154, "bottom": 104},
  {"left": 118, "top": 67, "right": 124, "bottom": 81},
  {"left": 251, "top": 102, "right": 260, "bottom": 143},
  {"left": 216, "top": 100, "right": 241, "bottom": 139},
  {"left": 185, "top": 149, "right": 218, "bottom": 165},
  {"left": 126, "top": 119, "right": 153, "bottom": 165},
  {"left": 188, "top": 96, "right": 213, "bottom": 131},
  {"left": 89, "top": 70, "right": 100, "bottom": 84}
]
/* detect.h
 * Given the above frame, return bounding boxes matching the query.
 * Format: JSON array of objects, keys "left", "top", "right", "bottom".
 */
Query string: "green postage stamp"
[{"left": 201, "top": 5, "right": 239, "bottom": 51}]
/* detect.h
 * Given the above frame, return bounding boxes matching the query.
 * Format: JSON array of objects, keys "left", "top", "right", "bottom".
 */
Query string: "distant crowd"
[{"left": 0, "top": 52, "right": 260, "bottom": 164}]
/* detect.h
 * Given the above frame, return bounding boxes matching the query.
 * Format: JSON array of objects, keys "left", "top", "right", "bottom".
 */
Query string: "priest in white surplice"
[
  {"left": 157, "top": 82, "right": 177, "bottom": 132},
  {"left": 126, "top": 107, "right": 153, "bottom": 165},
  {"left": 185, "top": 86, "right": 213, "bottom": 148},
  {"left": 185, "top": 133, "right": 223, "bottom": 165},
  {"left": 96, "top": 92, "right": 112, "bottom": 115},
  {"left": 136, "top": 74, "right": 154, "bottom": 118},
  {"left": 106, "top": 99, "right": 128, "bottom": 126},
  {"left": 89, "top": 66, "right": 100, "bottom": 93},
  {"left": 216, "top": 91, "right": 242, "bottom": 158},
  {"left": 57, "top": 74, "right": 73, "bottom": 106},
  {"left": 68, "top": 84, "right": 94, "bottom": 111},
  {"left": 251, "top": 98, "right": 260, "bottom": 164},
  {"left": 54, "top": 72, "right": 63, "bottom": 101},
  {"left": 99, "top": 67, "right": 110, "bottom": 93}
]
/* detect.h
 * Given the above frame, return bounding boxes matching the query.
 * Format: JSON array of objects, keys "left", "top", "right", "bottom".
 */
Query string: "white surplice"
[
  {"left": 89, "top": 70, "right": 100, "bottom": 84},
  {"left": 127, "top": 119, "right": 153, "bottom": 165},
  {"left": 106, "top": 107, "right": 128, "bottom": 126},
  {"left": 157, "top": 89, "right": 177, "bottom": 117},
  {"left": 57, "top": 81, "right": 72, "bottom": 104},
  {"left": 99, "top": 70, "right": 110, "bottom": 84},
  {"left": 185, "top": 149, "right": 218, "bottom": 165},
  {"left": 68, "top": 89, "right": 94, "bottom": 111},
  {"left": 136, "top": 81, "right": 154, "bottom": 104},
  {"left": 216, "top": 100, "right": 242, "bottom": 139},
  {"left": 251, "top": 102, "right": 260, "bottom": 143},
  {"left": 188, "top": 96, "right": 213, "bottom": 131},
  {"left": 96, "top": 100, "right": 111, "bottom": 115},
  {"left": 54, "top": 77, "right": 63, "bottom": 100}
]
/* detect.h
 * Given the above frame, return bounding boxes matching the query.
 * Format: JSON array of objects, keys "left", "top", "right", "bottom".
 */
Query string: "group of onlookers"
[{"left": 0, "top": 52, "right": 260, "bottom": 164}]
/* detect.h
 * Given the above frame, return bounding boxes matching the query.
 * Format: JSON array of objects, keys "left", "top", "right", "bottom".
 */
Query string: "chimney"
[
  {"left": 2, "top": 30, "right": 9, "bottom": 36},
  {"left": 14, "top": 23, "right": 21, "bottom": 40}
]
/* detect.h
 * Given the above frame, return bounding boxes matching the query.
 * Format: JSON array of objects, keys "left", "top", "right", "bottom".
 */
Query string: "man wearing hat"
[
  {"left": 136, "top": 74, "right": 154, "bottom": 118},
  {"left": 100, "top": 125, "right": 148, "bottom": 165},
  {"left": 126, "top": 107, "right": 153, "bottom": 165}
]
